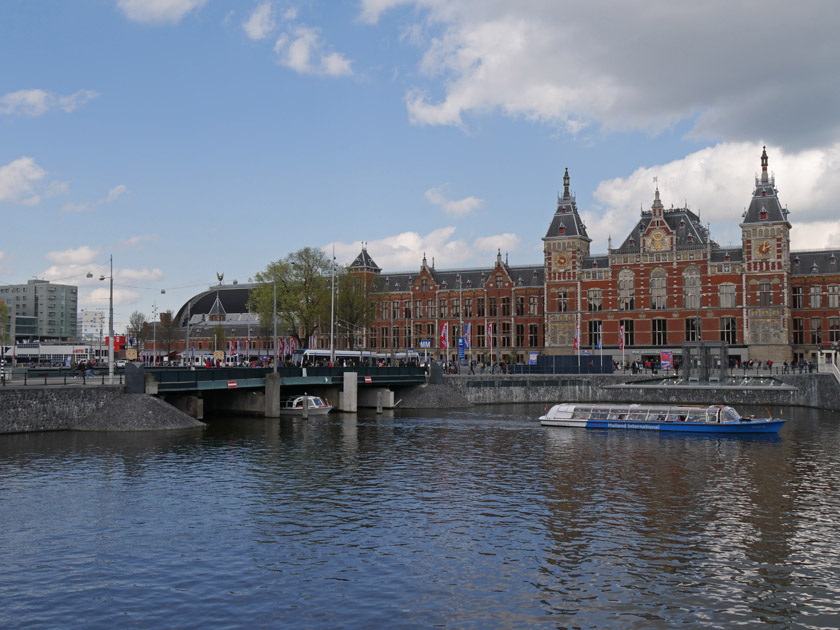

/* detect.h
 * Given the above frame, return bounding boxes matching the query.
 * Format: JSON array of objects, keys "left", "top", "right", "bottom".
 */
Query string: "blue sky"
[{"left": 2, "top": 0, "right": 839, "bottom": 332}]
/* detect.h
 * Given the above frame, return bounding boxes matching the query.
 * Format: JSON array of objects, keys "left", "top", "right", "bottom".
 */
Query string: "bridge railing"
[{"left": 149, "top": 365, "right": 426, "bottom": 384}]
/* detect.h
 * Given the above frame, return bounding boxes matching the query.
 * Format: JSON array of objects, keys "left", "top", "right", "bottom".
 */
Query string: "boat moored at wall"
[{"left": 539, "top": 403, "right": 784, "bottom": 433}]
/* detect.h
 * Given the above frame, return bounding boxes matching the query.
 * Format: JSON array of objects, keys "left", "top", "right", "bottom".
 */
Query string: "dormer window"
[
  {"left": 760, "top": 209, "right": 767, "bottom": 220},
  {"left": 385, "top": 277, "right": 390, "bottom": 285},
  {"left": 724, "top": 253, "right": 730, "bottom": 262},
  {"left": 394, "top": 282, "right": 400, "bottom": 290},
  {"left": 811, "top": 262, "right": 819, "bottom": 273},
  {"left": 441, "top": 281, "right": 447, "bottom": 289},
  {"left": 592, "top": 260, "right": 598, "bottom": 268},
  {"left": 679, "top": 220, "right": 685, "bottom": 228},
  {"left": 831, "top": 254, "right": 837, "bottom": 264},
  {"left": 687, "top": 235, "right": 693, "bottom": 243},
  {"left": 794, "top": 256, "right": 800, "bottom": 265},
  {"left": 629, "top": 238, "right": 635, "bottom": 246},
  {"left": 558, "top": 225, "right": 565, "bottom": 235},
  {"left": 466, "top": 279, "right": 472, "bottom": 288}
]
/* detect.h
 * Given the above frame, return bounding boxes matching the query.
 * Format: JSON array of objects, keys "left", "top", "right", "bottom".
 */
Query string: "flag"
[
  {"left": 463, "top": 322, "right": 471, "bottom": 348},
  {"left": 661, "top": 350, "right": 673, "bottom": 370},
  {"left": 619, "top": 325, "right": 625, "bottom": 351},
  {"left": 440, "top": 322, "right": 449, "bottom": 349},
  {"left": 573, "top": 324, "right": 580, "bottom": 351},
  {"left": 487, "top": 323, "right": 493, "bottom": 348},
  {"left": 290, "top": 337, "right": 296, "bottom": 354},
  {"left": 597, "top": 324, "right": 602, "bottom": 350}
]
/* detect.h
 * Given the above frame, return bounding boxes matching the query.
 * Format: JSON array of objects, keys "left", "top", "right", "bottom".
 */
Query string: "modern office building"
[{"left": 0, "top": 279, "right": 78, "bottom": 342}]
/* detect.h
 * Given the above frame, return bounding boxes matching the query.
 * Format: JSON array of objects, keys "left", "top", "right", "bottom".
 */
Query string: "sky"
[{"left": 2, "top": 0, "right": 840, "bottom": 333}]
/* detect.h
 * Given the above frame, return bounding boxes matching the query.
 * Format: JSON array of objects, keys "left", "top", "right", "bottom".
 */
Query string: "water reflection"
[{"left": 0, "top": 405, "right": 839, "bottom": 629}]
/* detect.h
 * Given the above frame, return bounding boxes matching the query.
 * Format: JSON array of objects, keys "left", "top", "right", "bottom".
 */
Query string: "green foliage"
[
  {"left": 0, "top": 301, "right": 10, "bottom": 346},
  {"left": 212, "top": 324, "right": 227, "bottom": 351},
  {"left": 335, "top": 270, "right": 380, "bottom": 349},
  {"left": 248, "top": 247, "right": 332, "bottom": 348}
]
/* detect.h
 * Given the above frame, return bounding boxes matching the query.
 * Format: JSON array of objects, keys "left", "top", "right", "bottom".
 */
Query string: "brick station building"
[{"left": 355, "top": 149, "right": 840, "bottom": 367}]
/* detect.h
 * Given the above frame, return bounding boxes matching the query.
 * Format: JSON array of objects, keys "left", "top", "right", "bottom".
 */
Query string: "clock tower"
[
  {"left": 543, "top": 168, "right": 591, "bottom": 352},
  {"left": 740, "top": 147, "right": 792, "bottom": 363}
]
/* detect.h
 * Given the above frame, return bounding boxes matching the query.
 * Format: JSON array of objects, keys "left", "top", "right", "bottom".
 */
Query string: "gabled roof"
[
  {"left": 349, "top": 245, "right": 381, "bottom": 272},
  {"left": 543, "top": 168, "right": 590, "bottom": 241},
  {"left": 613, "top": 207, "right": 715, "bottom": 253},
  {"left": 741, "top": 148, "right": 791, "bottom": 226},
  {"left": 790, "top": 251, "right": 840, "bottom": 276}
]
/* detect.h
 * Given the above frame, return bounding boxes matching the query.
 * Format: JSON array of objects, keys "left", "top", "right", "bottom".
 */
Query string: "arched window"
[
  {"left": 618, "top": 268, "right": 635, "bottom": 310},
  {"left": 683, "top": 266, "right": 701, "bottom": 310},
  {"left": 651, "top": 268, "right": 667, "bottom": 310}
]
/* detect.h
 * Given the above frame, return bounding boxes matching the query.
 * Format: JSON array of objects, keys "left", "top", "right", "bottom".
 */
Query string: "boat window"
[
  {"left": 687, "top": 414, "right": 704, "bottom": 423},
  {"left": 312, "top": 398, "right": 324, "bottom": 407},
  {"left": 722, "top": 408, "right": 740, "bottom": 422},
  {"left": 573, "top": 407, "right": 592, "bottom": 419},
  {"left": 628, "top": 412, "right": 647, "bottom": 421}
]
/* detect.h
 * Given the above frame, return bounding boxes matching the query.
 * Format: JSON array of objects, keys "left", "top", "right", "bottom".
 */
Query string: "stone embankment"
[
  {"left": 0, "top": 387, "right": 204, "bottom": 434},
  {"left": 401, "top": 373, "right": 840, "bottom": 411}
]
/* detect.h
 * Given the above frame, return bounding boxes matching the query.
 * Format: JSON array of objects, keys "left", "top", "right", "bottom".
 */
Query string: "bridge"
[{"left": 130, "top": 365, "right": 427, "bottom": 419}]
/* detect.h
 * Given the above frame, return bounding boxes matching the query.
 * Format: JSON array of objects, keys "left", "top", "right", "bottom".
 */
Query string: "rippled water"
[{"left": 2, "top": 404, "right": 840, "bottom": 629}]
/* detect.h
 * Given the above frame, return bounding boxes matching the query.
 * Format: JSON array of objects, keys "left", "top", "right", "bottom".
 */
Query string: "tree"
[
  {"left": 157, "top": 310, "right": 180, "bottom": 360},
  {"left": 127, "top": 311, "right": 148, "bottom": 350},
  {"left": 335, "top": 269, "right": 380, "bottom": 350},
  {"left": 0, "top": 301, "right": 11, "bottom": 348},
  {"left": 212, "top": 324, "right": 227, "bottom": 353},
  {"left": 248, "top": 247, "right": 332, "bottom": 349}
]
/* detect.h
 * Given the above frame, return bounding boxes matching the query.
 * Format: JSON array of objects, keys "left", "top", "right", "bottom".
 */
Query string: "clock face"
[
  {"left": 554, "top": 252, "right": 569, "bottom": 269},
  {"left": 756, "top": 240, "right": 772, "bottom": 258},
  {"left": 649, "top": 230, "right": 667, "bottom": 252}
]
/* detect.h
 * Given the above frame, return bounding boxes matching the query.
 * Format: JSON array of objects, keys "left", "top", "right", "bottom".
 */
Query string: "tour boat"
[
  {"left": 539, "top": 403, "right": 784, "bottom": 433},
  {"left": 279, "top": 395, "right": 333, "bottom": 416}
]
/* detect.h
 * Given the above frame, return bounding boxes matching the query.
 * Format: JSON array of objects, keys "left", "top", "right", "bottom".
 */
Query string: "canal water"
[{"left": 2, "top": 404, "right": 839, "bottom": 629}]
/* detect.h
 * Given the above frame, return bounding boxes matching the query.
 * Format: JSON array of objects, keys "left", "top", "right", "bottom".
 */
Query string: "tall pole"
[
  {"left": 108, "top": 254, "right": 114, "bottom": 384},
  {"left": 152, "top": 302, "right": 157, "bottom": 366},
  {"left": 273, "top": 277, "right": 278, "bottom": 373},
  {"left": 458, "top": 274, "right": 463, "bottom": 368},
  {"left": 330, "top": 247, "right": 335, "bottom": 365},
  {"left": 185, "top": 299, "right": 191, "bottom": 366}
]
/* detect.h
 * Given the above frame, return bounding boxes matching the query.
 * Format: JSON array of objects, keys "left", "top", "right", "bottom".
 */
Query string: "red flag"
[{"left": 440, "top": 322, "right": 449, "bottom": 349}]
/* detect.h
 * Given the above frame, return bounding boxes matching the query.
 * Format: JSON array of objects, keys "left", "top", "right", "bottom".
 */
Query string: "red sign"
[
  {"left": 105, "top": 335, "right": 127, "bottom": 351},
  {"left": 364, "top": 377, "right": 372, "bottom": 383},
  {"left": 227, "top": 381, "right": 237, "bottom": 388}
]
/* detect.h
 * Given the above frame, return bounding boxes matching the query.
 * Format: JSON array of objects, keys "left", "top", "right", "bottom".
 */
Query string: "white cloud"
[
  {"left": 62, "top": 183, "right": 129, "bottom": 213},
  {"left": 327, "top": 226, "right": 525, "bottom": 272},
  {"left": 117, "top": 234, "right": 160, "bottom": 250},
  {"left": 243, "top": 2, "right": 275, "bottom": 40},
  {"left": 0, "top": 157, "right": 47, "bottom": 205},
  {"left": 61, "top": 202, "right": 91, "bottom": 213},
  {"left": 0, "top": 89, "right": 99, "bottom": 116},
  {"left": 106, "top": 184, "right": 128, "bottom": 203},
  {"left": 425, "top": 184, "right": 484, "bottom": 216},
  {"left": 473, "top": 233, "right": 520, "bottom": 253},
  {"left": 117, "top": 0, "right": 207, "bottom": 24},
  {"left": 274, "top": 25, "right": 353, "bottom": 77},
  {"left": 117, "top": 268, "right": 164, "bottom": 283},
  {"left": 45, "top": 245, "right": 100, "bottom": 266},
  {"left": 586, "top": 142, "right": 840, "bottom": 252},
  {"left": 364, "top": 1, "right": 840, "bottom": 150}
]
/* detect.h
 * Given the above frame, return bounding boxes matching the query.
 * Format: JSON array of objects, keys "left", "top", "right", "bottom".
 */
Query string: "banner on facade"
[
  {"left": 619, "top": 325, "right": 625, "bottom": 351},
  {"left": 440, "top": 322, "right": 449, "bottom": 349},
  {"left": 661, "top": 350, "right": 673, "bottom": 370}
]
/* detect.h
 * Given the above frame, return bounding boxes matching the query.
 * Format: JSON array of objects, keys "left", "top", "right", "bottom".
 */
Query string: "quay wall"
[
  {"left": 0, "top": 386, "right": 123, "bottom": 434},
  {"left": 0, "top": 387, "right": 204, "bottom": 434},
  {"left": 437, "top": 374, "right": 840, "bottom": 411}
]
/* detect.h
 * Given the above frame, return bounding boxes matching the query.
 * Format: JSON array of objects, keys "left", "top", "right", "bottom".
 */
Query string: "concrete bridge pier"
[
  {"left": 338, "top": 372, "right": 357, "bottom": 412},
  {"left": 265, "top": 373, "right": 281, "bottom": 418},
  {"left": 165, "top": 394, "right": 205, "bottom": 420},
  {"left": 359, "top": 387, "right": 395, "bottom": 409}
]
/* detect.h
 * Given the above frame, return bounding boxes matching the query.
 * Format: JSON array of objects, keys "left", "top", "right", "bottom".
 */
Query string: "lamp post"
[
  {"left": 273, "top": 277, "right": 278, "bottom": 373},
  {"left": 152, "top": 302, "right": 158, "bottom": 367},
  {"left": 330, "top": 247, "right": 336, "bottom": 365},
  {"left": 99, "top": 255, "right": 114, "bottom": 384}
]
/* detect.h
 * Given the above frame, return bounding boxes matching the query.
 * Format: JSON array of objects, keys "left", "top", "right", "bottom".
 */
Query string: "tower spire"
[
  {"left": 563, "top": 167, "right": 570, "bottom": 199},
  {"left": 760, "top": 146, "right": 769, "bottom": 183}
]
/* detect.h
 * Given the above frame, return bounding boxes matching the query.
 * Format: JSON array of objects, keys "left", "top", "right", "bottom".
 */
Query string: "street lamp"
[
  {"left": 330, "top": 247, "right": 336, "bottom": 365},
  {"left": 152, "top": 302, "right": 158, "bottom": 366},
  {"left": 93, "top": 255, "right": 114, "bottom": 384}
]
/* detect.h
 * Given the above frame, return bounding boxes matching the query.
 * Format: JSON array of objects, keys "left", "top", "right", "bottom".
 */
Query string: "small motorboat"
[{"left": 279, "top": 395, "right": 333, "bottom": 416}]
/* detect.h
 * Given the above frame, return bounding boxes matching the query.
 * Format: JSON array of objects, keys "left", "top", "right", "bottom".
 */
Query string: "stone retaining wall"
[{"left": 439, "top": 373, "right": 840, "bottom": 410}]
